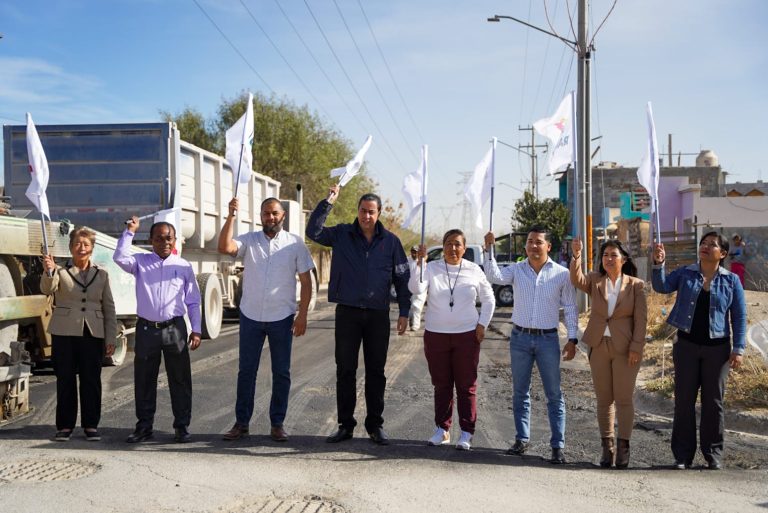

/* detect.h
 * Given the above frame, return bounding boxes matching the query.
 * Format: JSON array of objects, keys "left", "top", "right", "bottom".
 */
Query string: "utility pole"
[
  {"left": 518, "top": 126, "right": 547, "bottom": 199},
  {"left": 577, "top": 0, "right": 592, "bottom": 273}
]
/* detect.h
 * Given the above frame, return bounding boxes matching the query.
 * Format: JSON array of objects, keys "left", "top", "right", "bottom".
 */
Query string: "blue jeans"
[
  {"left": 235, "top": 313, "right": 294, "bottom": 427},
  {"left": 510, "top": 329, "right": 566, "bottom": 448}
]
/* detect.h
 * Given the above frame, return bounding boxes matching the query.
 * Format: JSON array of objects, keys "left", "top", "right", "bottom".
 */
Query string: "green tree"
[
  {"left": 512, "top": 191, "right": 570, "bottom": 247},
  {"left": 165, "top": 91, "right": 375, "bottom": 224},
  {"left": 159, "top": 107, "right": 216, "bottom": 151}
]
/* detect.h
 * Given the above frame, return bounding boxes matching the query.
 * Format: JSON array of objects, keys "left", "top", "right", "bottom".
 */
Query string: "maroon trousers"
[{"left": 424, "top": 329, "right": 480, "bottom": 434}]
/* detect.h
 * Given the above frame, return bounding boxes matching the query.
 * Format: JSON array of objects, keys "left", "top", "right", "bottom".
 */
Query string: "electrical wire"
[
  {"left": 331, "top": 0, "right": 417, "bottom": 161},
  {"left": 517, "top": 0, "right": 533, "bottom": 133},
  {"left": 271, "top": 0, "right": 368, "bottom": 134},
  {"left": 590, "top": 0, "right": 618, "bottom": 46},
  {"left": 190, "top": 0, "right": 274, "bottom": 93},
  {"left": 302, "top": 0, "right": 407, "bottom": 172},
  {"left": 238, "top": 0, "right": 332, "bottom": 121}
]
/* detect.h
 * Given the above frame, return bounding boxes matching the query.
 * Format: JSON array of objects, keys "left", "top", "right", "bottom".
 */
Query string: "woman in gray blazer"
[{"left": 41, "top": 226, "right": 117, "bottom": 441}]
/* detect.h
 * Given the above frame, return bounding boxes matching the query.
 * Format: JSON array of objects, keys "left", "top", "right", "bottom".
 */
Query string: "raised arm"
[
  {"left": 569, "top": 236, "right": 592, "bottom": 293},
  {"left": 483, "top": 231, "right": 515, "bottom": 285},
  {"left": 651, "top": 243, "right": 680, "bottom": 294},
  {"left": 306, "top": 185, "right": 340, "bottom": 247},
  {"left": 217, "top": 198, "right": 239, "bottom": 257},
  {"left": 408, "top": 245, "right": 428, "bottom": 296},
  {"left": 113, "top": 217, "right": 139, "bottom": 274},
  {"left": 39, "top": 255, "right": 60, "bottom": 295}
]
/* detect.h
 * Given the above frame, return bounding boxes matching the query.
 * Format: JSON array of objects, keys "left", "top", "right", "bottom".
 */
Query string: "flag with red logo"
[
  {"left": 25, "top": 113, "right": 51, "bottom": 219},
  {"left": 534, "top": 92, "right": 576, "bottom": 175}
]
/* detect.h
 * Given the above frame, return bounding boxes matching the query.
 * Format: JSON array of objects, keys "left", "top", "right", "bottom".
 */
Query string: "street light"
[{"left": 487, "top": 15, "right": 577, "bottom": 49}]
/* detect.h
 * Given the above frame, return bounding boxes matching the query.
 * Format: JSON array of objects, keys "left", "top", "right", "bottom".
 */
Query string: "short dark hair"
[
  {"left": 442, "top": 229, "right": 466, "bottom": 246},
  {"left": 598, "top": 240, "right": 637, "bottom": 277},
  {"left": 526, "top": 225, "right": 551, "bottom": 243},
  {"left": 149, "top": 222, "right": 176, "bottom": 239},
  {"left": 260, "top": 197, "right": 283, "bottom": 211},
  {"left": 700, "top": 231, "right": 729, "bottom": 266},
  {"left": 358, "top": 193, "right": 382, "bottom": 212}
]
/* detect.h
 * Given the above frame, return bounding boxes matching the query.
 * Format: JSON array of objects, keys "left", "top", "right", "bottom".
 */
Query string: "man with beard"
[
  {"left": 483, "top": 226, "right": 578, "bottom": 463},
  {"left": 218, "top": 197, "right": 315, "bottom": 442},
  {"left": 307, "top": 185, "right": 410, "bottom": 445},
  {"left": 114, "top": 218, "right": 202, "bottom": 443}
]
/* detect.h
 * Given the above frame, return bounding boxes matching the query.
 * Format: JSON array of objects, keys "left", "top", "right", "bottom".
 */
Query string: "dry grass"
[{"left": 641, "top": 289, "right": 768, "bottom": 409}]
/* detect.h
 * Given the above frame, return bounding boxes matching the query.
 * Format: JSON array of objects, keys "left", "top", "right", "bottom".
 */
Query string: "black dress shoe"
[
  {"left": 126, "top": 428, "right": 153, "bottom": 443},
  {"left": 326, "top": 427, "right": 353, "bottom": 443},
  {"left": 550, "top": 448, "right": 566, "bottom": 464},
  {"left": 175, "top": 427, "right": 192, "bottom": 443},
  {"left": 706, "top": 459, "right": 722, "bottom": 470},
  {"left": 368, "top": 427, "right": 390, "bottom": 446}
]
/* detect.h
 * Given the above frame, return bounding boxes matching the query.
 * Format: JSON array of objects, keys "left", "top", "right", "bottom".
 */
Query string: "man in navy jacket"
[{"left": 307, "top": 184, "right": 411, "bottom": 445}]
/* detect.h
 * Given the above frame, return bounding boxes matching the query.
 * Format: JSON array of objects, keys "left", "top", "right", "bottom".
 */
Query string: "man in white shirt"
[
  {"left": 218, "top": 197, "right": 315, "bottom": 442},
  {"left": 484, "top": 226, "right": 578, "bottom": 464},
  {"left": 408, "top": 246, "right": 427, "bottom": 330}
]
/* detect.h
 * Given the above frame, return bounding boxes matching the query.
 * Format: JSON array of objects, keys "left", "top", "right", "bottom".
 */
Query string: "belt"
[
  {"left": 513, "top": 324, "right": 557, "bottom": 335},
  {"left": 138, "top": 317, "right": 180, "bottom": 329}
]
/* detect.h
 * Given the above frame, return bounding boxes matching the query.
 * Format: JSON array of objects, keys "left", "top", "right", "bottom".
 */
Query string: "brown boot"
[
  {"left": 616, "top": 438, "right": 630, "bottom": 469},
  {"left": 600, "top": 437, "right": 615, "bottom": 468}
]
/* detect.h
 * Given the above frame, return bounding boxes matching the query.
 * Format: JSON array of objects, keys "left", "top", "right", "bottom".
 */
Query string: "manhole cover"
[
  {"left": 0, "top": 459, "right": 100, "bottom": 482},
  {"left": 240, "top": 498, "right": 346, "bottom": 513}
]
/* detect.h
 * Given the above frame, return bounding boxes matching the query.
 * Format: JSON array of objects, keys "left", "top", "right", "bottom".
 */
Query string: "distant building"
[
  {"left": 725, "top": 180, "right": 767, "bottom": 197},
  {"left": 558, "top": 152, "right": 726, "bottom": 232}
]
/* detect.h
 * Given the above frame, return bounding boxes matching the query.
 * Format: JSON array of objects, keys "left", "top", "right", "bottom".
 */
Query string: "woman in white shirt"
[
  {"left": 409, "top": 229, "right": 495, "bottom": 451},
  {"left": 570, "top": 236, "right": 647, "bottom": 469}
]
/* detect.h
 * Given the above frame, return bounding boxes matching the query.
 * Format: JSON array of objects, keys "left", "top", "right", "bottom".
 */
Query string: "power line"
[
  {"left": 238, "top": 0, "right": 332, "bottom": 121},
  {"left": 271, "top": 0, "right": 368, "bottom": 134},
  {"left": 302, "top": 0, "right": 407, "bottom": 172},
  {"left": 517, "top": 0, "right": 533, "bottom": 134},
  {"left": 530, "top": 0, "right": 561, "bottom": 121},
  {"left": 354, "top": 0, "right": 426, "bottom": 145},
  {"left": 190, "top": 0, "right": 274, "bottom": 93},
  {"left": 331, "top": 0, "right": 417, "bottom": 161}
]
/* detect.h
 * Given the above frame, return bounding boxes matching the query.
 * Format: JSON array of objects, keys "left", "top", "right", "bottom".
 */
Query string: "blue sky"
[{"left": 2, "top": 0, "right": 767, "bottom": 240}]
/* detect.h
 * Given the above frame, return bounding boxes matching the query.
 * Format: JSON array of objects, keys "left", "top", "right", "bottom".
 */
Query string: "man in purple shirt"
[{"left": 114, "top": 216, "right": 202, "bottom": 443}]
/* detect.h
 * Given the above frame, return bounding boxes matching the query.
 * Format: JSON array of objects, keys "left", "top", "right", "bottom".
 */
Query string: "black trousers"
[
  {"left": 52, "top": 332, "right": 104, "bottom": 430},
  {"left": 334, "top": 305, "right": 390, "bottom": 432},
  {"left": 672, "top": 338, "right": 731, "bottom": 465},
  {"left": 134, "top": 317, "right": 192, "bottom": 430}
]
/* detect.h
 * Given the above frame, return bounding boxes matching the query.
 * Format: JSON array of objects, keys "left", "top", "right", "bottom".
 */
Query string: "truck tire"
[
  {"left": 0, "top": 260, "right": 19, "bottom": 354},
  {"left": 197, "top": 273, "right": 222, "bottom": 340},
  {"left": 496, "top": 285, "right": 514, "bottom": 307}
]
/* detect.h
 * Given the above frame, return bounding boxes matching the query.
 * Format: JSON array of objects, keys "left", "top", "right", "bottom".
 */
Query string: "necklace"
[{"left": 444, "top": 259, "right": 463, "bottom": 311}]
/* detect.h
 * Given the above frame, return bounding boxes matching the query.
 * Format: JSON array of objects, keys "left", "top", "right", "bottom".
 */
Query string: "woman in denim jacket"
[{"left": 652, "top": 231, "right": 746, "bottom": 470}]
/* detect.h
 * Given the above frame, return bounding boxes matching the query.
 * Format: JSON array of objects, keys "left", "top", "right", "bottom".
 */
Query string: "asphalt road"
[{"left": 2, "top": 299, "right": 768, "bottom": 513}]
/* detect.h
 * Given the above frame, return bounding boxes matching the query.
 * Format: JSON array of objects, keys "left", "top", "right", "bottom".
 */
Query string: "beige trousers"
[{"left": 588, "top": 336, "right": 640, "bottom": 440}]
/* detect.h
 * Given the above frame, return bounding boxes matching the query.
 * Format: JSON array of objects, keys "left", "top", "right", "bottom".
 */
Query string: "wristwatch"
[{"left": 568, "top": 338, "right": 578, "bottom": 345}]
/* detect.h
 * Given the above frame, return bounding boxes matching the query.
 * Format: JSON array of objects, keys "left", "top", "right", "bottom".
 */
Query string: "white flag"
[
  {"left": 330, "top": 135, "right": 372, "bottom": 187},
  {"left": 463, "top": 144, "right": 495, "bottom": 230},
  {"left": 225, "top": 92, "right": 255, "bottom": 190},
  {"left": 25, "top": 113, "right": 51, "bottom": 219},
  {"left": 637, "top": 101, "right": 660, "bottom": 213},
  {"left": 534, "top": 92, "right": 576, "bottom": 175},
  {"left": 401, "top": 145, "right": 428, "bottom": 229},
  {"left": 153, "top": 207, "right": 183, "bottom": 255}
]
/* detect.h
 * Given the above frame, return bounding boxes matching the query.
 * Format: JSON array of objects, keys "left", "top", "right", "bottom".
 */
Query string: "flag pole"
[
  {"left": 488, "top": 137, "right": 497, "bottom": 259},
  {"left": 419, "top": 145, "right": 428, "bottom": 282},
  {"left": 39, "top": 209, "right": 52, "bottom": 277}
]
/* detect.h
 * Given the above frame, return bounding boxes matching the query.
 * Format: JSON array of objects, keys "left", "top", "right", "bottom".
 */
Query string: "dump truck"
[{"left": 1, "top": 122, "right": 317, "bottom": 422}]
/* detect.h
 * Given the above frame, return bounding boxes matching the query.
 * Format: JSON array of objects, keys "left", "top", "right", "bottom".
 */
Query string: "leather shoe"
[
  {"left": 126, "top": 428, "right": 153, "bottom": 443},
  {"left": 174, "top": 427, "right": 191, "bottom": 443},
  {"left": 550, "top": 447, "right": 566, "bottom": 464},
  {"left": 222, "top": 423, "right": 249, "bottom": 441},
  {"left": 326, "top": 427, "right": 353, "bottom": 443},
  {"left": 706, "top": 459, "right": 722, "bottom": 470},
  {"left": 270, "top": 425, "right": 288, "bottom": 442},
  {"left": 368, "top": 427, "right": 390, "bottom": 446},
  {"left": 507, "top": 440, "right": 529, "bottom": 455}
]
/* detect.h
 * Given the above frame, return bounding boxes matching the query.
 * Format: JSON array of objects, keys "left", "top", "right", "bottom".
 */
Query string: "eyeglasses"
[{"left": 699, "top": 241, "right": 720, "bottom": 249}]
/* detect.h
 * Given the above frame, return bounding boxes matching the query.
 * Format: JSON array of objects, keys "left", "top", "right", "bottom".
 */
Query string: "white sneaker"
[
  {"left": 456, "top": 431, "right": 473, "bottom": 451},
  {"left": 427, "top": 427, "right": 450, "bottom": 446}
]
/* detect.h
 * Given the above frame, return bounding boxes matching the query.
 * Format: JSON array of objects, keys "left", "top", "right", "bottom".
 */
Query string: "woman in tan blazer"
[
  {"left": 41, "top": 226, "right": 117, "bottom": 442},
  {"left": 570, "top": 236, "right": 647, "bottom": 469}
]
